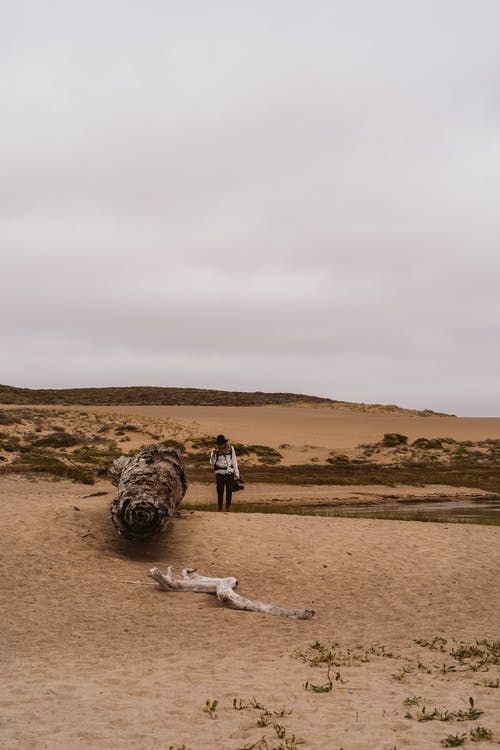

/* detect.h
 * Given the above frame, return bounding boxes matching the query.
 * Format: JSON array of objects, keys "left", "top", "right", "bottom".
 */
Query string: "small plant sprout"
[
  {"left": 414, "top": 637, "right": 448, "bottom": 651},
  {"left": 236, "top": 738, "right": 269, "bottom": 750},
  {"left": 392, "top": 665, "right": 415, "bottom": 680},
  {"left": 256, "top": 712, "right": 272, "bottom": 728},
  {"left": 416, "top": 660, "right": 432, "bottom": 673},
  {"left": 203, "top": 698, "right": 218, "bottom": 719},
  {"left": 406, "top": 697, "right": 483, "bottom": 724},
  {"left": 456, "top": 697, "right": 483, "bottom": 721},
  {"left": 417, "top": 706, "right": 440, "bottom": 722},
  {"left": 250, "top": 696, "right": 266, "bottom": 710},
  {"left": 304, "top": 663, "right": 345, "bottom": 693},
  {"left": 439, "top": 664, "right": 457, "bottom": 674},
  {"left": 469, "top": 726, "right": 493, "bottom": 742},
  {"left": 273, "top": 722, "right": 287, "bottom": 739},
  {"left": 451, "top": 644, "right": 485, "bottom": 663},
  {"left": 304, "top": 678, "right": 332, "bottom": 693},
  {"left": 274, "top": 706, "right": 293, "bottom": 717},
  {"left": 403, "top": 695, "right": 421, "bottom": 707},
  {"left": 441, "top": 734, "right": 467, "bottom": 747},
  {"left": 233, "top": 698, "right": 249, "bottom": 711},
  {"left": 276, "top": 736, "right": 305, "bottom": 750}
]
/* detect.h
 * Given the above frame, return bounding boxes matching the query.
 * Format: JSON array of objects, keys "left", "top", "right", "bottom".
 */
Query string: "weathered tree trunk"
[
  {"left": 148, "top": 566, "right": 315, "bottom": 619},
  {"left": 110, "top": 445, "right": 187, "bottom": 540}
]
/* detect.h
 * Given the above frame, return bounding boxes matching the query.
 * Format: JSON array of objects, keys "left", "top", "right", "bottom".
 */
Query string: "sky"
[{"left": 1, "top": 1, "right": 500, "bottom": 416}]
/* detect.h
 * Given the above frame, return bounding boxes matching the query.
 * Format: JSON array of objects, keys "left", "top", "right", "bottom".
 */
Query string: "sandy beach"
[
  {"left": 2, "top": 469, "right": 499, "bottom": 749},
  {"left": 1, "top": 404, "right": 500, "bottom": 749}
]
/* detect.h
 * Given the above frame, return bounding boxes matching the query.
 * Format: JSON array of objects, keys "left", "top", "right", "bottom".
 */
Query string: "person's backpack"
[{"left": 213, "top": 444, "right": 233, "bottom": 471}]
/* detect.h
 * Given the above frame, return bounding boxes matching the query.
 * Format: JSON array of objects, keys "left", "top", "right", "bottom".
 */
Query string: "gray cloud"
[{"left": 1, "top": 1, "right": 500, "bottom": 415}]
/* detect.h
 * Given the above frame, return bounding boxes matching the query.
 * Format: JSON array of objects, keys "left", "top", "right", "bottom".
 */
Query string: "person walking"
[{"left": 209, "top": 434, "right": 240, "bottom": 511}]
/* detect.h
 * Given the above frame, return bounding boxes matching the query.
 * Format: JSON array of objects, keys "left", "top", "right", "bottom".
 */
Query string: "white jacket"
[{"left": 210, "top": 445, "right": 239, "bottom": 477}]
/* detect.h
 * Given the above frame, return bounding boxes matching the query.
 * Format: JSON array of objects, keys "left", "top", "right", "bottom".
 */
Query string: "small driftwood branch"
[{"left": 148, "top": 566, "right": 315, "bottom": 620}]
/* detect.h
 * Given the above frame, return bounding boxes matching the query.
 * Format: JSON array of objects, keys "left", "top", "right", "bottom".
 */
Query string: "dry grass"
[{"left": 185, "top": 462, "right": 500, "bottom": 495}]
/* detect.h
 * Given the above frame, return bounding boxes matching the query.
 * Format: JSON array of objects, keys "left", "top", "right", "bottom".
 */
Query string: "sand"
[
  {"left": 2, "top": 471, "right": 499, "bottom": 750},
  {"left": 75, "top": 404, "right": 500, "bottom": 448}
]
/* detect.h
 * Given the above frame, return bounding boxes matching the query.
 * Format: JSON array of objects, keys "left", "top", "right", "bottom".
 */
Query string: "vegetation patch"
[
  {"left": 189, "top": 436, "right": 216, "bottom": 450},
  {"left": 185, "top": 461, "right": 500, "bottom": 494},
  {"left": 412, "top": 437, "right": 445, "bottom": 450},
  {"left": 71, "top": 444, "right": 123, "bottom": 469},
  {"left": 383, "top": 433, "right": 408, "bottom": 447},
  {"left": 404, "top": 696, "right": 483, "bottom": 723},
  {"left": 326, "top": 453, "right": 351, "bottom": 465},
  {"left": 0, "top": 384, "right": 337, "bottom": 407},
  {"left": 30, "top": 431, "right": 82, "bottom": 449},
  {"left": 161, "top": 438, "right": 186, "bottom": 453},
  {"left": 0, "top": 410, "right": 20, "bottom": 425},
  {"left": 185, "top": 449, "right": 212, "bottom": 466},
  {"left": 3, "top": 451, "right": 95, "bottom": 484},
  {"left": 184, "top": 441, "right": 282, "bottom": 468},
  {"left": 246, "top": 445, "right": 283, "bottom": 465},
  {"left": 0, "top": 434, "right": 23, "bottom": 453},
  {"left": 231, "top": 442, "right": 251, "bottom": 456}
]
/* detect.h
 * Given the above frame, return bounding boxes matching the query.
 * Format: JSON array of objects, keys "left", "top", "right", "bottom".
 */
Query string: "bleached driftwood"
[
  {"left": 148, "top": 566, "right": 315, "bottom": 620},
  {"left": 110, "top": 445, "right": 187, "bottom": 540}
]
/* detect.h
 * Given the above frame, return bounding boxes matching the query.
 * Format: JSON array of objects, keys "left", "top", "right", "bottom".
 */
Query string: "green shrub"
[
  {"left": 412, "top": 438, "right": 444, "bottom": 450},
  {"left": 8, "top": 451, "right": 94, "bottom": 484},
  {"left": 231, "top": 442, "right": 250, "bottom": 456},
  {"left": 72, "top": 445, "right": 122, "bottom": 466},
  {"left": 451, "top": 455, "right": 469, "bottom": 464},
  {"left": 383, "top": 433, "right": 408, "bottom": 447},
  {"left": 185, "top": 449, "right": 212, "bottom": 465},
  {"left": 0, "top": 435, "right": 23, "bottom": 452},
  {"left": 246, "top": 444, "right": 283, "bottom": 464},
  {"left": 327, "top": 454, "right": 351, "bottom": 465},
  {"left": 161, "top": 438, "right": 186, "bottom": 453},
  {"left": 0, "top": 410, "right": 18, "bottom": 425},
  {"left": 31, "top": 431, "right": 82, "bottom": 449},
  {"left": 190, "top": 436, "right": 216, "bottom": 449}
]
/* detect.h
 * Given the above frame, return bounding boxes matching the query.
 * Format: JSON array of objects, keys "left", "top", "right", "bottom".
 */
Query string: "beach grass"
[
  {"left": 185, "top": 462, "right": 500, "bottom": 494},
  {"left": 182, "top": 501, "right": 500, "bottom": 526}
]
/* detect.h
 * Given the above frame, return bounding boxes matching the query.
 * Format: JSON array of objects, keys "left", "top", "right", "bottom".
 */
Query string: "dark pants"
[{"left": 215, "top": 473, "right": 233, "bottom": 511}]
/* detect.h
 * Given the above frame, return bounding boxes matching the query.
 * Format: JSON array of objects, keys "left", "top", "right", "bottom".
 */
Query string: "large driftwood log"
[
  {"left": 110, "top": 445, "right": 187, "bottom": 540},
  {"left": 148, "top": 566, "right": 315, "bottom": 620}
]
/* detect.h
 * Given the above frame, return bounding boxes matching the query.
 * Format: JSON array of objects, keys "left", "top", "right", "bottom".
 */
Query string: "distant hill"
[
  {"left": 0, "top": 384, "right": 337, "bottom": 407},
  {"left": 0, "top": 384, "right": 450, "bottom": 415}
]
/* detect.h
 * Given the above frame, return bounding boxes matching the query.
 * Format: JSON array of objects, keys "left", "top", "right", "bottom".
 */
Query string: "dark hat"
[{"left": 216, "top": 434, "right": 227, "bottom": 445}]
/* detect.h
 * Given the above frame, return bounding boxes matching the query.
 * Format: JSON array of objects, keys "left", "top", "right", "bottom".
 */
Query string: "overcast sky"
[{"left": 1, "top": 1, "right": 499, "bottom": 416}]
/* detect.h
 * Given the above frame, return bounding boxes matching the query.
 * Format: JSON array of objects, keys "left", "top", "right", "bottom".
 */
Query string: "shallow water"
[
  {"left": 189, "top": 496, "right": 500, "bottom": 523},
  {"left": 203, "top": 496, "right": 500, "bottom": 523},
  {"left": 299, "top": 497, "right": 500, "bottom": 522}
]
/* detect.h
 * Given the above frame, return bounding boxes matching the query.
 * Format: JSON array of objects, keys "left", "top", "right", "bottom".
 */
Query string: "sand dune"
[
  {"left": 5, "top": 403, "right": 499, "bottom": 467},
  {"left": 53, "top": 404, "right": 500, "bottom": 452},
  {"left": 2, "top": 474, "right": 499, "bottom": 749}
]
